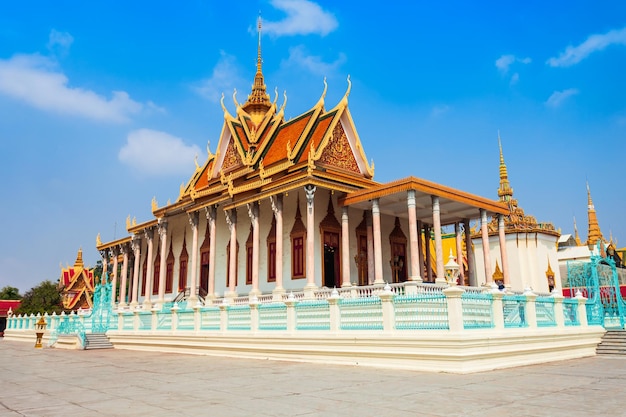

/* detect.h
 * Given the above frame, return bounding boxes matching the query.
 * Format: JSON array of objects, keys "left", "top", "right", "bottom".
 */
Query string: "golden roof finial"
[
  {"left": 545, "top": 257, "right": 555, "bottom": 278},
  {"left": 492, "top": 259, "right": 503, "bottom": 281},
  {"left": 152, "top": 196, "right": 158, "bottom": 211},
  {"left": 126, "top": 215, "right": 131, "bottom": 230},
  {"left": 242, "top": 14, "right": 271, "bottom": 119},
  {"left": 497, "top": 131, "right": 513, "bottom": 202},
  {"left": 74, "top": 248, "right": 84, "bottom": 268},
  {"left": 257, "top": 13, "right": 262, "bottom": 74},
  {"left": 96, "top": 233, "right": 102, "bottom": 247}
]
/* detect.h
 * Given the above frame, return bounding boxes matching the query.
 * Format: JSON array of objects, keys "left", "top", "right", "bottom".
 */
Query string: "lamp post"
[
  {"left": 444, "top": 249, "right": 460, "bottom": 286},
  {"left": 34, "top": 316, "right": 47, "bottom": 349}
]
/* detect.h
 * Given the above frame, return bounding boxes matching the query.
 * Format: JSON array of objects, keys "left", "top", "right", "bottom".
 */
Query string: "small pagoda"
[{"left": 59, "top": 249, "right": 95, "bottom": 310}]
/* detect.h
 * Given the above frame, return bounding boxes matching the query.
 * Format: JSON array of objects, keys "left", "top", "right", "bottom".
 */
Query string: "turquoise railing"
[
  {"left": 227, "top": 305, "right": 251, "bottom": 330},
  {"left": 199, "top": 307, "right": 221, "bottom": 330},
  {"left": 535, "top": 297, "right": 557, "bottom": 327},
  {"left": 502, "top": 295, "right": 528, "bottom": 328},
  {"left": 295, "top": 300, "right": 330, "bottom": 330},
  {"left": 394, "top": 293, "right": 449, "bottom": 330},
  {"left": 339, "top": 297, "right": 383, "bottom": 330},
  {"left": 461, "top": 291, "right": 494, "bottom": 329},
  {"left": 563, "top": 298, "right": 580, "bottom": 326},
  {"left": 258, "top": 303, "right": 288, "bottom": 330}
]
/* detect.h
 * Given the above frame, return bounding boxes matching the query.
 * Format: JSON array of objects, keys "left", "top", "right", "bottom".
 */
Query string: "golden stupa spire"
[
  {"left": 74, "top": 248, "right": 84, "bottom": 268},
  {"left": 497, "top": 131, "right": 513, "bottom": 202},
  {"left": 585, "top": 181, "right": 604, "bottom": 248},
  {"left": 573, "top": 216, "right": 582, "bottom": 246},
  {"left": 242, "top": 14, "right": 271, "bottom": 122}
]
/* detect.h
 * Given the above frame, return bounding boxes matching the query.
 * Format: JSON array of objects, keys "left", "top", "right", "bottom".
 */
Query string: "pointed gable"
[
  {"left": 316, "top": 121, "right": 361, "bottom": 175},
  {"left": 222, "top": 136, "right": 244, "bottom": 172}
]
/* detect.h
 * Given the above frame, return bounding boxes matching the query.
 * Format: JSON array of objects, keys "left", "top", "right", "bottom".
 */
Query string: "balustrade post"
[
  {"left": 151, "top": 306, "right": 158, "bottom": 331},
  {"left": 193, "top": 303, "right": 201, "bottom": 331},
  {"left": 328, "top": 293, "right": 340, "bottom": 333},
  {"left": 575, "top": 291, "right": 588, "bottom": 327},
  {"left": 219, "top": 302, "right": 228, "bottom": 333},
  {"left": 285, "top": 297, "right": 297, "bottom": 334},
  {"left": 524, "top": 289, "right": 538, "bottom": 328},
  {"left": 443, "top": 286, "right": 465, "bottom": 332},
  {"left": 133, "top": 310, "right": 140, "bottom": 331},
  {"left": 49, "top": 312, "right": 57, "bottom": 331},
  {"left": 30, "top": 313, "right": 36, "bottom": 330},
  {"left": 491, "top": 289, "right": 505, "bottom": 329},
  {"left": 404, "top": 281, "right": 418, "bottom": 295},
  {"left": 379, "top": 287, "right": 395, "bottom": 333},
  {"left": 117, "top": 310, "right": 124, "bottom": 332},
  {"left": 552, "top": 291, "right": 565, "bottom": 328},
  {"left": 171, "top": 304, "right": 179, "bottom": 331},
  {"left": 250, "top": 298, "right": 259, "bottom": 333}
]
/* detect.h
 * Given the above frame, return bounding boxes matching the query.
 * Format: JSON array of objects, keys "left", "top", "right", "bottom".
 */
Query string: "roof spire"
[
  {"left": 585, "top": 181, "right": 604, "bottom": 248},
  {"left": 497, "top": 131, "right": 513, "bottom": 202},
  {"left": 242, "top": 13, "right": 271, "bottom": 123},
  {"left": 573, "top": 216, "right": 582, "bottom": 246}
]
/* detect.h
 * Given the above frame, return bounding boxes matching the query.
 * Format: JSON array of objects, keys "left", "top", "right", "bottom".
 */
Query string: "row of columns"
[{"left": 101, "top": 187, "right": 510, "bottom": 307}]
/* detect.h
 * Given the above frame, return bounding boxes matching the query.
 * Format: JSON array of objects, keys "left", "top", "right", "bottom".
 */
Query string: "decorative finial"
[
  {"left": 194, "top": 153, "right": 200, "bottom": 170},
  {"left": 257, "top": 13, "right": 263, "bottom": 74},
  {"left": 573, "top": 216, "right": 582, "bottom": 246},
  {"left": 233, "top": 88, "right": 240, "bottom": 108},
  {"left": 152, "top": 196, "right": 158, "bottom": 211},
  {"left": 497, "top": 132, "right": 513, "bottom": 203},
  {"left": 96, "top": 233, "right": 102, "bottom": 247},
  {"left": 126, "top": 215, "right": 131, "bottom": 230},
  {"left": 132, "top": 217, "right": 137, "bottom": 226},
  {"left": 206, "top": 140, "right": 214, "bottom": 160}
]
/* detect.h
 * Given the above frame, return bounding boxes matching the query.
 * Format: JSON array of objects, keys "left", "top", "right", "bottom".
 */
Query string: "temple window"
[
  {"left": 246, "top": 225, "right": 253, "bottom": 285},
  {"left": 290, "top": 196, "right": 306, "bottom": 279},
  {"left": 152, "top": 242, "right": 160, "bottom": 296},
  {"left": 267, "top": 216, "right": 276, "bottom": 282},
  {"left": 178, "top": 234, "right": 189, "bottom": 292},
  {"left": 199, "top": 221, "right": 211, "bottom": 296},
  {"left": 165, "top": 241, "right": 175, "bottom": 293}
]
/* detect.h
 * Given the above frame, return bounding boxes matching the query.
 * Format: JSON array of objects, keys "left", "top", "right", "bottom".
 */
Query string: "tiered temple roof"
[{"left": 59, "top": 248, "right": 95, "bottom": 310}]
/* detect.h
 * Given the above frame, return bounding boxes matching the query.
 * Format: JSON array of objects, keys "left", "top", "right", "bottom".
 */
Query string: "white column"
[
  {"left": 432, "top": 196, "right": 445, "bottom": 284},
  {"left": 455, "top": 222, "right": 465, "bottom": 285},
  {"left": 207, "top": 206, "right": 217, "bottom": 300},
  {"left": 407, "top": 190, "right": 421, "bottom": 282},
  {"left": 157, "top": 219, "right": 168, "bottom": 304},
  {"left": 304, "top": 185, "right": 317, "bottom": 290},
  {"left": 498, "top": 214, "right": 510, "bottom": 287},
  {"left": 464, "top": 218, "right": 476, "bottom": 286},
  {"left": 110, "top": 248, "right": 119, "bottom": 299},
  {"left": 424, "top": 224, "right": 432, "bottom": 282},
  {"left": 119, "top": 244, "right": 129, "bottom": 306},
  {"left": 188, "top": 212, "right": 199, "bottom": 304},
  {"left": 270, "top": 196, "right": 284, "bottom": 296},
  {"left": 130, "top": 236, "right": 141, "bottom": 306},
  {"left": 366, "top": 211, "right": 375, "bottom": 285},
  {"left": 371, "top": 199, "right": 384, "bottom": 284},
  {"left": 341, "top": 206, "right": 351, "bottom": 287},
  {"left": 248, "top": 202, "right": 260, "bottom": 297},
  {"left": 143, "top": 228, "right": 154, "bottom": 307},
  {"left": 480, "top": 209, "right": 492, "bottom": 285},
  {"left": 225, "top": 209, "right": 238, "bottom": 297}
]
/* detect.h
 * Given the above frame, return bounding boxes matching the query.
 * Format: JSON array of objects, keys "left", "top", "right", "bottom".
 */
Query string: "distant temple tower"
[
  {"left": 585, "top": 182, "right": 605, "bottom": 249},
  {"left": 59, "top": 249, "right": 95, "bottom": 310},
  {"left": 472, "top": 134, "right": 561, "bottom": 292}
]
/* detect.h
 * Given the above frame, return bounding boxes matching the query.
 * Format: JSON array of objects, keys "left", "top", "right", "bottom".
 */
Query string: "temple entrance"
[
  {"left": 356, "top": 234, "right": 369, "bottom": 286},
  {"left": 199, "top": 251, "right": 209, "bottom": 295},
  {"left": 323, "top": 231, "right": 340, "bottom": 288},
  {"left": 389, "top": 217, "right": 408, "bottom": 283}
]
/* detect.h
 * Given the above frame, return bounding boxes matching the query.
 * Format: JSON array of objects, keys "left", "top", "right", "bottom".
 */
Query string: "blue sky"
[{"left": 1, "top": 1, "right": 625, "bottom": 292}]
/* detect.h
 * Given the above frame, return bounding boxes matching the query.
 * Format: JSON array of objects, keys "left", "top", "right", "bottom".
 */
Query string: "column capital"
[
  {"left": 157, "top": 218, "right": 168, "bottom": 236},
  {"left": 225, "top": 209, "right": 237, "bottom": 231},
  {"left": 431, "top": 195, "right": 440, "bottom": 210},
  {"left": 270, "top": 194, "right": 283, "bottom": 217},
  {"left": 188, "top": 211, "right": 199, "bottom": 228},
  {"left": 371, "top": 198, "right": 380, "bottom": 214},
  {"left": 119, "top": 243, "right": 129, "bottom": 256},
  {"left": 247, "top": 201, "right": 259, "bottom": 220},
  {"left": 131, "top": 235, "right": 142, "bottom": 252},
  {"left": 305, "top": 185, "right": 316, "bottom": 212},
  {"left": 205, "top": 204, "right": 217, "bottom": 221},
  {"left": 144, "top": 227, "right": 154, "bottom": 241},
  {"left": 407, "top": 189, "right": 416, "bottom": 206}
]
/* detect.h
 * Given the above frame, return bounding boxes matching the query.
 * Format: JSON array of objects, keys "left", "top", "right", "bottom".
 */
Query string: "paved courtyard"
[{"left": 1, "top": 339, "right": 625, "bottom": 417}]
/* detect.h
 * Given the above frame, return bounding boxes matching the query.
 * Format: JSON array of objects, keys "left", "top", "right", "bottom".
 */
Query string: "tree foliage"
[
  {"left": 15, "top": 280, "right": 62, "bottom": 315},
  {"left": 0, "top": 285, "right": 21, "bottom": 300}
]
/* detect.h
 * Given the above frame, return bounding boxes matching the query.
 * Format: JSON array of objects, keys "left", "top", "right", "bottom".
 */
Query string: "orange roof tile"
[
  {"left": 297, "top": 112, "right": 335, "bottom": 163},
  {"left": 263, "top": 112, "right": 313, "bottom": 166}
]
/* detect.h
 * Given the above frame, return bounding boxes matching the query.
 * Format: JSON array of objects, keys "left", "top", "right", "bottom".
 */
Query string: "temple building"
[
  {"left": 59, "top": 249, "right": 95, "bottom": 310},
  {"left": 471, "top": 136, "right": 561, "bottom": 293},
  {"left": 96, "top": 22, "right": 514, "bottom": 306}
]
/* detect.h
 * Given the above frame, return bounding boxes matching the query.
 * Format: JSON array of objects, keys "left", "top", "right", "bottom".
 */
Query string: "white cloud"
[
  {"left": 495, "top": 54, "right": 532, "bottom": 74},
  {"left": 264, "top": 0, "right": 338, "bottom": 36},
  {"left": 430, "top": 105, "right": 450, "bottom": 118},
  {"left": 0, "top": 54, "right": 143, "bottom": 122},
  {"left": 194, "top": 51, "right": 246, "bottom": 103},
  {"left": 118, "top": 129, "right": 202, "bottom": 176},
  {"left": 47, "top": 29, "right": 74, "bottom": 56},
  {"left": 545, "top": 88, "right": 579, "bottom": 107},
  {"left": 548, "top": 26, "right": 626, "bottom": 67},
  {"left": 510, "top": 72, "right": 520, "bottom": 85},
  {"left": 282, "top": 45, "right": 346, "bottom": 76}
]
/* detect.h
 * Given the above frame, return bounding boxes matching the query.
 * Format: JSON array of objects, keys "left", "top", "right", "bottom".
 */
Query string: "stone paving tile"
[{"left": 2, "top": 339, "right": 626, "bottom": 417}]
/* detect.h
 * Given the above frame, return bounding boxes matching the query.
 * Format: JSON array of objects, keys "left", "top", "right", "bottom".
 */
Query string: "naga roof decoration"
[{"left": 481, "top": 135, "right": 559, "bottom": 237}]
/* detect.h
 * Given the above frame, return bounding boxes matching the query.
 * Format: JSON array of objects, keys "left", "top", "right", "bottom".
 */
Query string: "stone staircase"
[
  {"left": 84, "top": 333, "right": 114, "bottom": 350},
  {"left": 596, "top": 330, "right": 626, "bottom": 355}
]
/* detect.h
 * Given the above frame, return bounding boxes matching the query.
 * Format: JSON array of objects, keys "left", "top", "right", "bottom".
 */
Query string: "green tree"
[
  {"left": 93, "top": 259, "right": 103, "bottom": 282},
  {"left": 0, "top": 285, "right": 21, "bottom": 300},
  {"left": 15, "top": 280, "right": 62, "bottom": 315}
]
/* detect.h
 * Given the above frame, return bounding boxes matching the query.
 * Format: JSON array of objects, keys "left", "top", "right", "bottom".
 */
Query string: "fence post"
[
  {"left": 328, "top": 290, "right": 340, "bottom": 333},
  {"left": 250, "top": 297, "right": 259, "bottom": 333},
  {"left": 575, "top": 290, "right": 588, "bottom": 327},
  {"left": 219, "top": 301, "right": 229, "bottom": 333},
  {"left": 133, "top": 309, "right": 140, "bottom": 331},
  {"left": 524, "top": 288, "right": 538, "bottom": 328},
  {"left": 552, "top": 290, "right": 565, "bottom": 328},
  {"left": 491, "top": 289, "right": 505, "bottom": 329},
  {"left": 171, "top": 303, "right": 179, "bottom": 331},
  {"left": 285, "top": 294, "right": 297, "bottom": 333},
  {"left": 443, "top": 286, "right": 465, "bottom": 332},
  {"left": 379, "top": 284, "right": 395, "bottom": 333},
  {"left": 151, "top": 306, "right": 159, "bottom": 331},
  {"left": 193, "top": 303, "right": 202, "bottom": 331}
]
